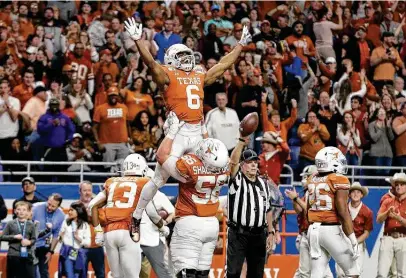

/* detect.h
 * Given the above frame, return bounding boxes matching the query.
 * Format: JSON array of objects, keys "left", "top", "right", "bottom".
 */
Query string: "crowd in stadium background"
[{"left": 0, "top": 0, "right": 405, "bottom": 278}]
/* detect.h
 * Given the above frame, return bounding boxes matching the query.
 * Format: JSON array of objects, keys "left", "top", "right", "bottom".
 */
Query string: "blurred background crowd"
[{"left": 0, "top": 0, "right": 405, "bottom": 185}]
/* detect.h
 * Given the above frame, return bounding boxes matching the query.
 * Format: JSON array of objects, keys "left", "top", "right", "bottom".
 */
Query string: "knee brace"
[
  {"left": 196, "top": 270, "right": 210, "bottom": 278},
  {"left": 176, "top": 269, "right": 196, "bottom": 278}
]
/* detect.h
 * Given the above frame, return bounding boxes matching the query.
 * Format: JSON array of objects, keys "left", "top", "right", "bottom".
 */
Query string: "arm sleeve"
[
  {"left": 162, "top": 156, "right": 188, "bottom": 183},
  {"left": 353, "top": 129, "right": 362, "bottom": 147},
  {"left": 337, "top": 128, "right": 349, "bottom": 146},
  {"left": 318, "top": 124, "right": 331, "bottom": 141},
  {"left": 365, "top": 208, "right": 373, "bottom": 232},
  {"left": 282, "top": 107, "right": 298, "bottom": 130},
  {"left": 297, "top": 124, "right": 313, "bottom": 142},
  {"left": 81, "top": 224, "right": 91, "bottom": 247},
  {"left": 93, "top": 106, "right": 101, "bottom": 123},
  {"left": 368, "top": 122, "right": 383, "bottom": 142},
  {"left": 53, "top": 212, "right": 65, "bottom": 238},
  {"left": 0, "top": 221, "right": 18, "bottom": 241},
  {"left": 37, "top": 115, "right": 53, "bottom": 134},
  {"left": 88, "top": 191, "right": 107, "bottom": 211},
  {"left": 261, "top": 103, "right": 275, "bottom": 132}
]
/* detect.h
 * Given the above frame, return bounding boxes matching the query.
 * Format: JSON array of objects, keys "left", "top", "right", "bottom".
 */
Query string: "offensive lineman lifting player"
[
  {"left": 122, "top": 17, "right": 252, "bottom": 241},
  {"left": 156, "top": 112, "right": 230, "bottom": 278}
]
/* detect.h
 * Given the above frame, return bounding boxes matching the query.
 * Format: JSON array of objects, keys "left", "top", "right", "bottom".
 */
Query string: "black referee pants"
[{"left": 226, "top": 227, "right": 267, "bottom": 278}]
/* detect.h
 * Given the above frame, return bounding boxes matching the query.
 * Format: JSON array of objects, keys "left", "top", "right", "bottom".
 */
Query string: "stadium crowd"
[{"left": 0, "top": 1, "right": 404, "bottom": 184}]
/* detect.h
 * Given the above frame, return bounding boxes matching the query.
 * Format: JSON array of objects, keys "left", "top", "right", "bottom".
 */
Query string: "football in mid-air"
[{"left": 239, "top": 112, "right": 259, "bottom": 137}]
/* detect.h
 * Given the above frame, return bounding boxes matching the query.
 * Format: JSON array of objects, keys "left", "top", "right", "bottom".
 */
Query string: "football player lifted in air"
[{"left": 123, "top": 17, "right": 252, "bottom": 241}]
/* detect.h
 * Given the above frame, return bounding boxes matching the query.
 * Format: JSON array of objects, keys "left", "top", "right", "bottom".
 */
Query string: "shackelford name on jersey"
[{"left": 176, "top": 77, "right": 202, "bottom": 85}]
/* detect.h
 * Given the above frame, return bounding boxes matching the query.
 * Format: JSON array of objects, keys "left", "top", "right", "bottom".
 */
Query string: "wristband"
[
  {"left": 238, "top": 138, "right": 245, "bottom": 143},
  {"left": 293, "top": 197, "right": 298, "bottom": 202},
  {"left": 49, "top": 250, "right": 54, "bottom": 254}
]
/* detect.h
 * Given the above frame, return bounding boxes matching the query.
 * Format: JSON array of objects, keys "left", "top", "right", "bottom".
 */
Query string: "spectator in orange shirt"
[
  {"left": 256, "top": 131, "right": 290, "bottom": 185},
  {"left": 94, "top": 73, "right": 113, "bottom": 109},
  {"left": 370, "top": 31, "right": 406, "bottom": 92},
  {"left": 92, "top": 86, "right": 131, "bottom": 170},
  {"left": 261, "top": 92, "right": 297, "bottom": 142},
  {"left": 121, "top": 76, "right": 155, "bottom": 122},
  {"left": 12, "top": 69, "right": 34, "bottom": 108},
  {"left": 297, "top": 111, "right": 330, "bottom": 177},
  {"left": 285, "top": 21, "right": 315, "bottom": 68},
  {"left": 94, "top": 49, "right": 119, "bottom": 92}
]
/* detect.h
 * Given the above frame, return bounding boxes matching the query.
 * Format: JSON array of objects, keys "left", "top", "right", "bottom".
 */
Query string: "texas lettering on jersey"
[
  {"left": 162, "top": 66, "right": 205, "bottom": 124},
  {"left": 307, "top": 173, "right": 350, "bottom": 224},
  {"left": 98, "top": 176, "right": 149, "bottom": 232},
  {"left": 175, "top": 154, "right": 229, "bottom": 217}
]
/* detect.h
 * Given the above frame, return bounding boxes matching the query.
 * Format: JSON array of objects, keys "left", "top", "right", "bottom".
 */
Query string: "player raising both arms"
[
  {"left": 306, "top": 147, "right": 359, "bottom": 278},
  {"left": 123, "top": 17, "right": 252, "bottom": 241},
  {"left": 89, "top": 154, "right": 169, "bottom": 278},
  {"left": 154, "top": 112, "right": 230, "bottom": 278}
]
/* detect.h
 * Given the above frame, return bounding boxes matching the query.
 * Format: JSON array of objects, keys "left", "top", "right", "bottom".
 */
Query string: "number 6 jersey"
[
  {"left": 306, "top": 173, "right": 351, "bottom": 224},
  {"left": 175, "top": 154, "right": 229, "bottom": 218},
  {"left": 162, "top": 65, "right": 205, "bottom": 124}
]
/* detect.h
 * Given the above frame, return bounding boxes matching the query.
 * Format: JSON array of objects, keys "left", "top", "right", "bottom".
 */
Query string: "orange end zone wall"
[{"left": 0, "top": 254, "right": 300, "bottom": 277}]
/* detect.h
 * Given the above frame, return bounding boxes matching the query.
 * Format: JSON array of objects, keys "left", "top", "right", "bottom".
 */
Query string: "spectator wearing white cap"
[
  {"left": 66, "top": 133, "right": 92, "bottom": 172},
  {"left": 336, "top": 182, "right": 373, "bottom": 278}
]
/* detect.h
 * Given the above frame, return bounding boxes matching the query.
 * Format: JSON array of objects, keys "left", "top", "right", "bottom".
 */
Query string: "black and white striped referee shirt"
[{"left": 227, "top": 171, "right": 271, "bottom": 228}]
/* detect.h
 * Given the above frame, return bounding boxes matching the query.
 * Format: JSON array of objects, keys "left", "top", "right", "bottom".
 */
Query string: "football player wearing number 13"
[
  {"left": 88, "top": 154, "right": 169, "bottom": 278},
  {"left": 155, "top": 112, "right": 230, "bottom": 278},
  {"left": 123, "top": 17, "right": 251, "bottom": 241},
  {"left": 307, "top": 147, "right": 360, "bottom": 278}
]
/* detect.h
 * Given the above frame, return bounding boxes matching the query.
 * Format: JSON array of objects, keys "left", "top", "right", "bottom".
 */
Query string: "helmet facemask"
[{"left": 176, "top": 51, "right": 195, "bottom": 72}]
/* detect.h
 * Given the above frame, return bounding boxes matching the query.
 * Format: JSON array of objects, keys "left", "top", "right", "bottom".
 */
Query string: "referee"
[{"left": 226, "top": 136, "right": 274, "bottom": 278}]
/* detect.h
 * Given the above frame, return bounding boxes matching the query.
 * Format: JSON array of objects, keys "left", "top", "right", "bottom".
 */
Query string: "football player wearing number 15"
[
  {"left": 88, "top": 154, "right": 169, "bottom": 278},
  {"left": 306, "top": 147, "right": 360, "bottom": 278},
  {"left": 123, "top": 17, "right": 251, "bottom": 241},
  {"left": 155, "top": 112, "right": 230, "bottom": 278}
]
